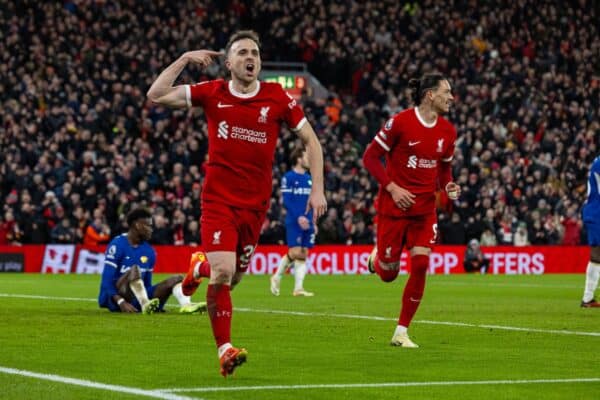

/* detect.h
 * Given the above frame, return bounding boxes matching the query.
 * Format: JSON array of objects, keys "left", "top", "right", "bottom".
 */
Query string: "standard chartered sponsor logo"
[
  {"left": 407, "top": 155, "right": 437, "bottom": 169},
  {"left": 218, "top": 121, "right": 228, "bottom": 139},
  {"left": 231, "top": 126, "right": 267, "bottom": 143},
  {"left": 407, "top": 155, "right": 417, "bottom": 168},
  {"left": 216, "top": 121, "right": 268, "bottom": 143}
]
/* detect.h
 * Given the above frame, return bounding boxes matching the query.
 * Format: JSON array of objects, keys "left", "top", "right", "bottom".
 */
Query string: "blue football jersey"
[
  {"left": 98, "top": 234, "right": 156, "bottom": 308},
  {"left": 583, "top": 156, "right": 600, "bottom": 223},
  {"left": 281, "top": 170, "right": 313, "bottom": 225}
]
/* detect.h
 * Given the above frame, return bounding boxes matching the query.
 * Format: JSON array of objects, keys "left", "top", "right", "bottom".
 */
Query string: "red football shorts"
[
  {"left": 376, "top": 212, "right": 438, "bottom": 263},
  {"left": 200, "top": 200, "right": 266, "bottom": 269}
]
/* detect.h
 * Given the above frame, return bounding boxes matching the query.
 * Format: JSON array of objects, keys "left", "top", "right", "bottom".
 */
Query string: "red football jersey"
[
  {"left": 186, "top": 80, "right": 306, "bottom": 211},
  {"left": 373, "top": 107, "right": 456, "bottom": 216}
]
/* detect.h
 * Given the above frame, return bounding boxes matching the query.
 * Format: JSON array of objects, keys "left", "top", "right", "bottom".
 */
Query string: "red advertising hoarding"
[{"left": 0, "top": 245, "right": 589, "bottom": 275}]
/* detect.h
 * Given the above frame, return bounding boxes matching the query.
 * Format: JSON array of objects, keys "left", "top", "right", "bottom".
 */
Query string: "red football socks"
[
  {"left": 207, "top": 284, "right": 232, "bottom": 347},
  {"left": 399, "top": 255, "right": 429, "bottom": 327},
  {"left": 198, "top": 261, "right": 211, "bottom": 278}
]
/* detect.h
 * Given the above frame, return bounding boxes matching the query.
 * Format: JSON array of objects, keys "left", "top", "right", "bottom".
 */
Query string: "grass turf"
[{"left": 0, "top": 273, "right": 598, "bottom": 399}]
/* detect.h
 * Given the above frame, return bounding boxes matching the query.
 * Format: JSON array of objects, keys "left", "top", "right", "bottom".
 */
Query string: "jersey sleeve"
[
  {"left": 100, "top": 238, "right": 123, "bottom": 299},
  {"left": 280, "top": 88, "right": 307, "bottom": 131},
  {"left": 441, "top": 125, "right": 457, "bottom": 162},
  {"left": 373, "top": 117, "right": 401, "bottom": 152},
  {"left": 186, "top": 81, "right": 214, "bottom": 108}
]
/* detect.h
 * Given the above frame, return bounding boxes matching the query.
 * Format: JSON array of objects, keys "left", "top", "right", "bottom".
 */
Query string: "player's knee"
[
  {"left": 128, "top": 265, "right": 141, "bottom": 281},
  {"left": 378, "top": 261, "right": 400, "bottom": 282},
  {"left": 296, "top": 249, "right": 307, "bottom": 261},
  {"left": 211, "top": 265, "right": 234, "bottom": 284},
  {"left": 288, "top": 247, "right": 305, "bottom": 260},
  {"left": 591, "top": 247, "right": 600, "bottom": 263}
]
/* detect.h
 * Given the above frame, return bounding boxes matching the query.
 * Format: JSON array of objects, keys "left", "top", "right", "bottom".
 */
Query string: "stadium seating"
[{"left": 0, "top": 1, "right": 597, "bottom": 246}]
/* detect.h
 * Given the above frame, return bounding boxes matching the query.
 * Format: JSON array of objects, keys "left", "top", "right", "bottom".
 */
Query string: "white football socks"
[
  {"left": 172, "top": 282, "right": 191, "bottom": 306},
  {"left": 275, "top": 254, "right": 292, "bottom": 278},
  {"left": 218, "top": 343, "right": 232, "bottom": 358},
  {"left": 582, "top": 262, "right": 600, "bottom": 302},
  {"left": 394, "top": 325, "right": 408, "bottom": 336},
  {"left": 129, "top": 278, "right": 150, "bottom": 308},
  {"left": 294, "top": 260, "right": 307, "bottom": 291}
]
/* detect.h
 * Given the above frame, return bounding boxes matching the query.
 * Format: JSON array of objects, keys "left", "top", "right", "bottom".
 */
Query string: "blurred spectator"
[
  {"left": 561, "top": 207, "right": 582, "bottom": 245},
  {"left": 440, "top": 212, "right": 466, "bottom": 245},
  {"left": 317, "top": 208, "right": 347, "bottom": 244},
  {"left": 349, "top": 219, "right": 373, "bottom": 245},
  {"left": 150, "top": 215, "right": 173, "bottom": 245},
  {"left": 51, "top": 218, "right": 76, "bottom": 244},
  {"left": 464, "top": 239, "right": 490, "bottom": 273},
  {"left": 513, "top": 222, "right": 530, "bottom": 246},
  {"left": 480, "top": 228, "right": 498, "bottom": 246},
  {"left": 83, "top": 218, "right": 111, "bottom": 246}
]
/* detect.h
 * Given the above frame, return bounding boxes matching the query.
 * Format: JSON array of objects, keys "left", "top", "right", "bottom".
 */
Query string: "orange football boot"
[
  {"left": 219, "top": 347, "right": 248, "bottom": 377},
  {"left": 182, "top": 251, "right": 207, "bottom": 296}
]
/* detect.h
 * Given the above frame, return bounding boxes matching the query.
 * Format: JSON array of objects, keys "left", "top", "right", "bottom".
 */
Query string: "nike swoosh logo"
[
  {"left": 217, "top": 102, "right": 233, "bottom": 108},
  {"left": 408, "top": 141, "right": 421, "bottom": 146},
  {"left": 409, "top": 297, "right": 421, "bottom": 302}
]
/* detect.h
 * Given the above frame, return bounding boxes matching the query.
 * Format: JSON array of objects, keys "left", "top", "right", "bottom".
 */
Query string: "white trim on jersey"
[
  {"left": 185, "top": 85, "right": 192, "bottom": 107},
  {"left": 104, "top": 260, "right": 118, "bottom": 269},
  {"left": 378, "top": 130, "right": 387, "bottom": 140},
  {"left": 442, "top": 156, "right": 454, "bottom": 162},
  {"left": 595, "top": 172, "right": 600, "bottom": 195},
  {"left": 292, "top": 117, "right": 307, "bottom": 132},
  {"left": 228, "top": 80, "right": 261, "bottom": 98},
  {"left": 374, "top": 136, "right": 390, "bottom": 151},
  {"left": 415, "top": 107, "right": 437, "bottom": 128}
]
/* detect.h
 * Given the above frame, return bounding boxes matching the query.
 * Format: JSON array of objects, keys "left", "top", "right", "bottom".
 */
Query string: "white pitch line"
[
  {"left": 431, "top": 281, "right": 580, "bottom": 289},
  {"left": 0, "top": 293, "right": 95, "bottom": 302},
  {"left": 2, "top": 293, "right": 600, "bottom": 337},
  {"left": 0, "top": 366, "right": 200, "bottom": 400},
  {"left": 235, "top": 307, "right": 600, "bottom": 337},
  {"left": 159, "top": 377, "right": 600, "bottom": 393}
]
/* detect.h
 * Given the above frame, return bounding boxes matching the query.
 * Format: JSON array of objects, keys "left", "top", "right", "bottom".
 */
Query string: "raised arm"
[
  {"left": 146, "top": 50, "right": 222, "bottom": 108},
  {"left": 295, "top": 122, "right": 327, "bottom": 222}
]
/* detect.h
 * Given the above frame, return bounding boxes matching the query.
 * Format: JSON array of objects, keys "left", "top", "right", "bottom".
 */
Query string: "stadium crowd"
[{"left": 0, "top": 0, "right": 598, "bottom": 247}]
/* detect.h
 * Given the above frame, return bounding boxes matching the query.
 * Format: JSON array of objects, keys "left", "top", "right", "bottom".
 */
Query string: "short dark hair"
[
  {"left": 225, "top": 30, "right": 261, "bottom": 56},
  {"left": 408, "top": 73, "right": 447, "bottom": 105},
  {"left": 290, "top": 146, "right": 305, "bottom": 165},
  {"left": 127, "top": 208, "right": 152, "bottom": 227}
]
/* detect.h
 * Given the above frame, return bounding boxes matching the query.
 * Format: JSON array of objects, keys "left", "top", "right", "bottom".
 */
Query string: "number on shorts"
[
  {"left": 430, "top": 223, "right": 438, "bottom": 244},
  {"left": 239, "top": 245, "right": 256, "bottom": 267}
]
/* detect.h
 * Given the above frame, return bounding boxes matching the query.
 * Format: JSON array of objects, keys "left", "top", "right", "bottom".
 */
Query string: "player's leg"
[
  {"left": 292, "top": 228, "right": 315, "bottom": 296},
  {"left": 182, "top": 251, "right": 211, "bottom": 296},
  {"left": 270, "top": 249, "right": 293, "bottom": 296},
  {"left": 393, "top": 214, "right": 437, "bottom": 347},
  {"left": 202, "top": 202, "right": 248, "bottom": 377},
  {"left": 151, "top": 275, "right": 207, "bottom": 314},
  {"left": 271, "top": 223, "right": 301, "bottom": 295},
  {"left": 291, "top": 247, "right": 312, "bottom": 296},
  {"left": 581, "top": 223, "right": 600, "bottom": 307},
  {"left": 117, "top": 265, "right": 160, "bottom": 314},
  {"left": 368, "top": 214, "right": 404, "bottom": 282}
]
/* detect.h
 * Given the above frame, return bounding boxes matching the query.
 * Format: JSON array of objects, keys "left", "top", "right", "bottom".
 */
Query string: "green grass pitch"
[{"left": 0, "top": 273, "right": 598, "bottom": 400}]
